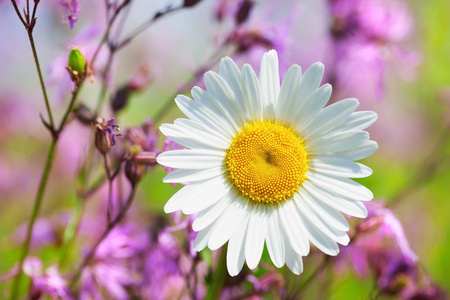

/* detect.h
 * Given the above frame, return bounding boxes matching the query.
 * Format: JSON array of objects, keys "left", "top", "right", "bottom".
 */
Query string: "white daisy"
[{"left": 157, "top": 50, "right": 378, "bottom": 276}]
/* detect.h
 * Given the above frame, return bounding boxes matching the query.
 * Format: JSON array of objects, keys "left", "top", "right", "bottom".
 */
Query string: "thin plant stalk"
[
  {"left": 10, "top": 140, "right": 57, "bottom": 299},
  {"left": 103, "top": 153, "right": 113, "bottom": 224},
  {"left": 205, "top": 249, "right": 228, "bottom": 300},
  {"left": 28, "top": 30, "right": 55, "bottom": 129}
]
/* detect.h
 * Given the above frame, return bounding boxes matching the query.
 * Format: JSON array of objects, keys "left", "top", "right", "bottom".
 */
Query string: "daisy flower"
[{"left": 157, "top": 50, "right": 377, "bottom": 276}]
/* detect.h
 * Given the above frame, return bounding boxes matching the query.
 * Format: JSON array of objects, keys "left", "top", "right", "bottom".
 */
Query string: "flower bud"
[
  {"left": 125, "top": 160, "right": 146, "bottom": 185},
  {"left": 235, "top": 0, "right": 253, "bottom": 25},
  {"left": 94, "top": 123, "right": 114, "bottom": 154},
  {"left": 94, "top": 118, "right": 123, "bottom": 154},
  {"left": 74, "top": 104, "right": 95, "bottom": 125},
  {"left": 111, "top": 65, "right": 153, "bottom": 114},
  {"left": 183, "top": 0, "right": 202, "bottom": 7},
  {"left": 111, "top": 86, "right": 131, "bottom": 114},
  {"left": 68, "top": 48, "right": 86, "bottom": 75},
  {"left": 131, "top": 151, "right": 158, "bottom": 166}
]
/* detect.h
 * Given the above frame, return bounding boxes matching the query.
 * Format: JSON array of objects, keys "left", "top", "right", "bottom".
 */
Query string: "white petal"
[
  {"left": 307, "top": 130, "right": 369, "bottom": 155},
  {"left": 335, "top": 140, "right": 378, "bottom": 161},
  {"left": 182, "top": 176, "right": 231, "bottom": 215},
  {"left": 191, "top": 86, "right": 240, "bottom": 134},
  {"left": 259, "top": 50, "right": 280, "bottom": 119},
  {"left": 163, "top": 166, "right": 226, "bottom": 183},
  {"left": 227, "top": 214, "right": 250, "bottom": 276},
  {"left": 307, "top": 172, "right": 373, "bottom": 201},
  {"left": 332, "top": 111, "right": 378, "bottom": 132},
  {"left": 287, "top": 62, "right": 324, "bottom": 124},
  {"left": 278, "top": 201, "right": 310, "bottom": 256},
  {"left": 303, "top": 181, "right": 368, "bottom": 218},
  {"left": 300, "top": 213, "right": 340, "bottom": 256},
  {"left": 294, "top": 193, "right": 349, "bottom": 246},
  {"left": 193, "top": 222, "right": 215, "bottom": 251},
  {"left": 204, "top": 71, "right": 244, "bottom": 128},
  {"left": 160, "top": 121, "right": 230, "bottom": 150},
  {"left": 303, "top": 98, "right": 359, "bottom": 140},
  {"left": 241, "top": 64, "right": 262, "bottom": 121},
  {"left": 245, "top": 205, "right": 267, "bottom": 270},
  {"left": 164, "top": 182, "right": 200, "bottom": 213},
  {"left": 192, "top": 195, "right": 231, "bottom": 231},
  {"left": 276, "top": 64, "right": 302, "bottom": 122},
  {"left": 175, "top": 94, "right": 234, "bottom": 139},
  {"left": 309, "top": 156, "right": 372, "bottom": 178},
  {"left": 265, "top": 208, "right": 285, "bottom": 268},
  {"left": 285, "top": 241, "right": 304, "bottom": 275},
  {"left": 219, "top": 57, "right": 245, "bottom": 113},
  {"left": 156, "top": 149, "right": 225, "bottom": 170},
  {"left": 300, "top": 188, "right": 350, "bottom": 231},
  {"left": 208, "top": 193, "right": 249, "bottom": 250},
  {"left": 295, "top": 84, "right": 332, "bottom": 131},
  {"left": 164, "top": 176, "right": 229, "bottom": 214},
  {"left": 174, "top": 118, "right": 231, "bottom": 144}
]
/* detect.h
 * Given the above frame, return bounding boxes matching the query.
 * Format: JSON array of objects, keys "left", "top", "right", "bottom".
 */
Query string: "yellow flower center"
[{"left": 226, "top": 121, "right": 308, "bottom": 204}]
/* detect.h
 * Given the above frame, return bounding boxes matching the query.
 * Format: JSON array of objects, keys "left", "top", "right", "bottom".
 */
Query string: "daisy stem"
[{"left": 205, "top": 249, "right": 228, "bottom": 300}]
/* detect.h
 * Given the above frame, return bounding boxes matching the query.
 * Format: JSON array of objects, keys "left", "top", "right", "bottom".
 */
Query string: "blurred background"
[{"left": 0, "top": 0, "right": 450, "bottom": 299}]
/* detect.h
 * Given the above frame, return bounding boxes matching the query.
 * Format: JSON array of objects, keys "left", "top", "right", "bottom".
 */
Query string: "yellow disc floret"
[{"left": 226, "top": 121, "right": 308, "bottom": 204}]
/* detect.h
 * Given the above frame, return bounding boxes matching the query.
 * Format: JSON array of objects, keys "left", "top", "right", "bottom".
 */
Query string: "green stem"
[
  {"left": 94, "top": 51, "right": 114, "bottom": 117},
  {"left": 59, "top": 140, "right": 98, "bottom": 271},
  {"left": 205, "top": 249, "right": 228, "bottom": 300},
  {"left": 28, "top": 30, "right": 55, "bottom": 130},
  {"left": 56, "top": 83, "right": 85, "bottom": 135},
  {"left": 59, "top": 196, "right": 84, "bottom": 271},
  {"left": 288, "top": 255, "right": 331, "bottom": 299},
  {"left": 10, "top": 139, "right": 57, "bottom": 300}
]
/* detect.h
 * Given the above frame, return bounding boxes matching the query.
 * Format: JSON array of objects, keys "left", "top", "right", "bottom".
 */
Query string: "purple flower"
[
  {"left": 94, "top": 118, "right": 124, "bottom": 154},
  {"left": 135, "top": 214, "right": 207, "bottom": 300},
  {"left": 328, "top": 0, "right": 421, "bottom": 102},
  {"left": 23, "top": 257, "right": 73, "bottom": 300},
  {"left": 80, "top": 224, "right": 149, "bottom": 300},
  {"left": 11, "top": 219, "right": 58, "bottom": 250},
  {"left": 247, "top": 272, "right": 285, "bottom": 295},
  {"left": 125, "top": 118, "right": 159, "bottom": 153},
  {"left": 338, "top": 200, "right": 445, "bottom": 299},
  {"left": 57, "top": 0, "right": 81, "bottom": 29}
]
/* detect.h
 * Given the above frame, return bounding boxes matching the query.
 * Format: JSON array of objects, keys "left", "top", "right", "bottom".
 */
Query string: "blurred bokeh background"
[{"left": 0, "top": 0, "right": 450, "bottom": 299}]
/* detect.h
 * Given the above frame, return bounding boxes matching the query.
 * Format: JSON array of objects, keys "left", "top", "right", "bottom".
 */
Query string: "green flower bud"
[{"left": 68, "top": 48, "right": 86, "bottom": 75}]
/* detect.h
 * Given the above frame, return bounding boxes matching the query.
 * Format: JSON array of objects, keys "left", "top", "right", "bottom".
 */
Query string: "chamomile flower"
[{"left": 157, "top": 50, "right": 377, "bottom": 276}]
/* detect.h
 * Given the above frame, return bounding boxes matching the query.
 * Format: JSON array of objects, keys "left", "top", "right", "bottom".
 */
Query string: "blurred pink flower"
[
  {"left": 338, "top": 200, "right": 444, "bottom": 299},
  {"left": 12, "top": 219, "right": 59, "bottom": 250},
  {"left": 328, "top": 0, "right": 421, "bottom": 102},
  {"left": 80, "top": 224, "right": 149, "bottom": 300},
  {"left": 57, "top": 0, "right": 81, "bottom": 29},
  {"left": 23, "top": 257, "right": 73, "bottom": 300}
]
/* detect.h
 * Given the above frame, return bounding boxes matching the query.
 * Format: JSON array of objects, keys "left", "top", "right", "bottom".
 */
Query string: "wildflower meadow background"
[{"left": 0, "top": 0, "right": 450, "bottom": 299}]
